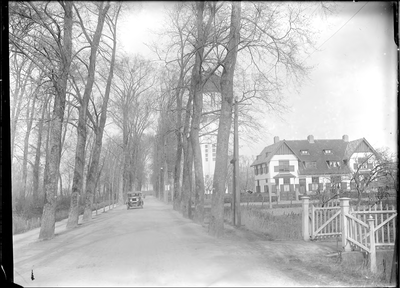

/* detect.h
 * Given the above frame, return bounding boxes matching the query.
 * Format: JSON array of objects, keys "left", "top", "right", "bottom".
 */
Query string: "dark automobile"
[{"left": 126, "top": 192, "right": 144, "bottom": 209}]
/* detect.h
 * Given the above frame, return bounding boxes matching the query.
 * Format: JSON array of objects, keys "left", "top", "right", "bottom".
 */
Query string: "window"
[
  {"left": 354, "top": 157, "right": 373, "bottom": 170},
  {"left": 300, "top": 150, "right": 310, "bottom": 155},
  {"left": 357, "top": 157, "right": 373, "bottom": 169},
  {"left": 278, "top": 160, "right": 289, "bottom": 172},
  {"left": 327, "top": 161, "right": 341, "bottom": 168},
  {"left": 305, "top": 161, "right": 317, "bottom": 169},
  {"left": 212, "top": 144, "right": 216, "bottom": 161},
  {"left": 331, "top": 176, "right": 341, "bottom": 189},
  {"left": 264, "top": 165, "right": 268, "bottom": 174},
  {"left": 323, "top": 149, "right": 332, "bottom": 155},
  {"left": 283, "top": 178, "right": 290, "bottom": 184},
  {"left": 255, "top": 166, "right": 258, "bottom": 175},
  {"left": 311, "top": 176, "right": 319, "bottom": 190},
  {"left": 265, "top": 152, "right": 269, "bottom": 157}
]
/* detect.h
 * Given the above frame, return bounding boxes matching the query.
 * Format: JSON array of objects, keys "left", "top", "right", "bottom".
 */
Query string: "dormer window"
[
  {"left": 323, "top": 149, "right": 332, "bottom": 155},
  {"left": 327, "top": 161, "right": 340, "bottom": 168},
  {"left": 300, "top": 150, "right": 310, "bottom": 155}
]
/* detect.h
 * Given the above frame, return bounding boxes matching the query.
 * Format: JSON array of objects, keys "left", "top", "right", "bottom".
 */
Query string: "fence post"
[
  {"left": 368, "top": 216, "right": 377, "bottom": 273},
  {"left": 302, "top": 196, "right": 310, "bottom": 241},
  {"left": 340, "top": 197, "right": 351, "bottom": 252}
]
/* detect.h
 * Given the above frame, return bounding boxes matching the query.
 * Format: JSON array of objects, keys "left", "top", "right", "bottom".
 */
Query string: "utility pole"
[
  {"left": 160, "top": 167, "right": 164, "bottom": 200},
  {"left": 233, "top": 98, "right": 241, "bottom": 227}
]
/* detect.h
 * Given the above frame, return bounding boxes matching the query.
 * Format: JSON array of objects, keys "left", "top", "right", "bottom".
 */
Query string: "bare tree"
[
  {"left": 209, "top": 2, "right": 241, "bottom": 237},
  {"left": 111, "top": 56, "right": 156, "bottom": 201},
  {"left": 66, "top": 2, "right": 110, "bottom": 229},
  {"left": 9, "top": 1, "right": 76, "bottom": 239},
  {"left": 82, "top": 2, "right": 121, "bottom": 222},
  {"left": 350, "top": 149, "right": 397, "bottom": 207}
]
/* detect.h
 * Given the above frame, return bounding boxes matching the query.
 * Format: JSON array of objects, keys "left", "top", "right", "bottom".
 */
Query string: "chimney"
[
  {"left": 307, "top": 135, "right": 314, "bottom": 143},
  {"left": 342, "top": 135, "right": 349, "bottom": 142},
  {"left": 274, "top": 136, "right": 280, "bottom": 144}
]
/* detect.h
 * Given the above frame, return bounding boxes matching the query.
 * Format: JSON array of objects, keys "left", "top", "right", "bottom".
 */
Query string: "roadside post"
[
  {"left": 232, "top": 98, "right": 241, "bottom": 227},
  {"left": 301, "top": 196, "right": 310, "bottom": 241}
]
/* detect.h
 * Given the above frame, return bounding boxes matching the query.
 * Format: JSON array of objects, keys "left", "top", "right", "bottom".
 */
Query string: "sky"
[{"left": 117, "top": 1, "right": 398, "bottom": 158}]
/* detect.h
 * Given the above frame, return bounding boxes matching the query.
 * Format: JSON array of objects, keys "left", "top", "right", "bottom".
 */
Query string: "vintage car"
[{"left": 126, "top": 192, "right": 144, "bottom": 209}]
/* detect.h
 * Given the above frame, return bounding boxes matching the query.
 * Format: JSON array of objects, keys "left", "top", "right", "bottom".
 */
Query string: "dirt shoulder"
[{"left": 220, "top": 223, "right": 390, "bottom": 287}]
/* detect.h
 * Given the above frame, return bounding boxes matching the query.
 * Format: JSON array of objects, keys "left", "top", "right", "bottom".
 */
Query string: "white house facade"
[
  {"left": 250, "top": 135, "right": 379, "bottom": 200},
  {"left": 201, "top": 142, "right": 217, "bottom": 194}
]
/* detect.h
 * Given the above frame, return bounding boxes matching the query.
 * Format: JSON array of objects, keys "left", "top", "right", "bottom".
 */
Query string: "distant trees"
[{"left": 110, "top": 55, "right": 157, "bottom": 201}]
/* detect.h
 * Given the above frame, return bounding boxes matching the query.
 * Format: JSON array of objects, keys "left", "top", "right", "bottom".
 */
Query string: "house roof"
[
  {"left": 251, "top": 141, "right": 283, "bottom": 166},
  {"left": 251, "top": 137, "right": 375, "bottom": 176}
]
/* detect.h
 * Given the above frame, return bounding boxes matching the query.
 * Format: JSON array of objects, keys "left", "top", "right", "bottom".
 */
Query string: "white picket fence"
[{"left": 302, "top": 197, "right": 397, "bottom": 272}]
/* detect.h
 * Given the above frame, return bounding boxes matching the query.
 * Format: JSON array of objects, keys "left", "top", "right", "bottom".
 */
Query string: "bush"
[
  {"left": 12, "top": 214, "right": 41, "bottom": 235},
  {"left": 224, "top": 205, "right": 302, "bottom": 240}
]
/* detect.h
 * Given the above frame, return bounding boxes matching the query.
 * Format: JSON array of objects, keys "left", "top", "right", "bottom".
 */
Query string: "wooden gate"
[{"left": 309, "top": 199, "right": 342, "bottom": 240}]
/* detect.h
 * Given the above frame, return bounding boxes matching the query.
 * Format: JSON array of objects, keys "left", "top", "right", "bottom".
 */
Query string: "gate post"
[
  {"left": 340, "top": 197, "right": 351, "bottom": 252},
  {"left": 368, "top": 216, "right": 377, "bottom": 273},
  {"left": 301, "top": 196, "right": 310, "bottom": 241}
]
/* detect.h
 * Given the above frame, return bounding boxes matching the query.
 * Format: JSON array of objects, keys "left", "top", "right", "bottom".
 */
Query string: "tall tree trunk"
[
  {"left": 83, "top": 4, "right": 120, "bottom": 222},
  {"left": 67, "top": 2, "right": 110, "bottom": 229},
  {"left": 42, "top": 103, "right": 52, "bottom": 199},
  {"left": 173, "top": 83, "right": 184, "bottom": 211},
  {"left": 21, "top": 96, "right": 36, "bottom": 199},
  {"left": 59, "top": 171, "right": 63, "bottom": 196},
  {"left": 181, "top": 135, "right": 193, "bottom": 218},
  {"left": 180, "top": 83, "right": 193, "bottom": 217},
  {"left": 39, "top": 1, "right": 73, "bottom": 240},
  {"left": 33, "top": 97, "right": 49, "bottom": 201},
  {"left": 209, "top": 1, "right": 241, "bottom": 237},
  {"left": 191, "top": 1, "right": 215, "bottom": 224}
]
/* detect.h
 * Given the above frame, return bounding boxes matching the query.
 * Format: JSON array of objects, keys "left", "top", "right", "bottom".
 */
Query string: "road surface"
[{"left": 13, "top": 196, "right": 340, "bottom": 287}]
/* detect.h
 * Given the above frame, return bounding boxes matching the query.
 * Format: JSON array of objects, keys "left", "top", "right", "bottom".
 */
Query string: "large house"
[{"left": 250, "top": 135, "right": 379, "bottom": 200}]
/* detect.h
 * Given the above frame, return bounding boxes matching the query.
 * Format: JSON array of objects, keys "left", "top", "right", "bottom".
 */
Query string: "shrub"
[
  {"left": 12, "top": 214, "right": 41, "bottom": 235},
  {"left": 224, "top": 205, "right": 302, "bottom": 240}
]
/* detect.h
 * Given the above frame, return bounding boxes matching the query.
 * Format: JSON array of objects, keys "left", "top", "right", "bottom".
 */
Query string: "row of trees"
[
  {"left": 149, "top": 2, "right": 334, "bottom": 236},
  {"left": 9, "top": 2, "right": 158, "bottom": 239},
  {"left": 10, "top": 1, "right": 335, "bottom": 238}
]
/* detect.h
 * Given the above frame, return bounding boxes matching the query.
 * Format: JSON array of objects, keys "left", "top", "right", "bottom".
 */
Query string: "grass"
[
  {"left": 300, "top": 249, "right": 394, "bottom": 287},
  {"left": 12, "top": 199, "right": 115, "bottom": 235}
]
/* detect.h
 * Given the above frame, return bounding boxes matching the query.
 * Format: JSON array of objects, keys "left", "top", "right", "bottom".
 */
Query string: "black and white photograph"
[{"left": 4, "top": 1, "right": 398, "bottom": 287}]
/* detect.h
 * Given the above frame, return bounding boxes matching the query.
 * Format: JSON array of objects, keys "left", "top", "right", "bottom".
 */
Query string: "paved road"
[{"left": 13, "top": 196, "right": 335, "bottom": 287}]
